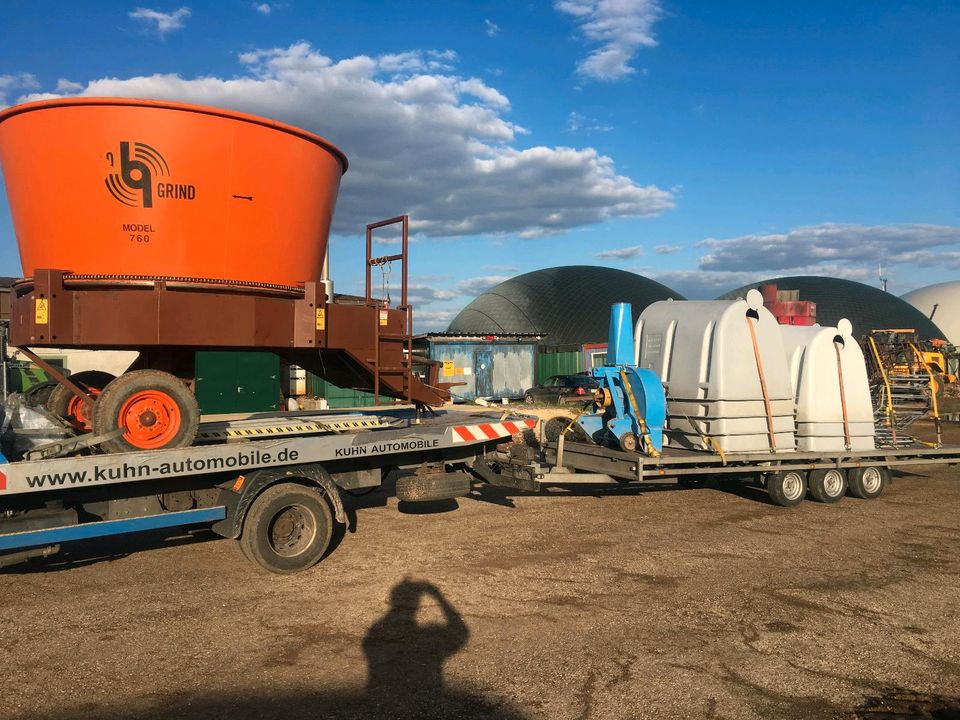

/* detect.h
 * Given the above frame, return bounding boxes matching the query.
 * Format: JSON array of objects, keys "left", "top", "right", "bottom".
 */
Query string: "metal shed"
[{"left": 421, "top": 333, "right": 542, "bottom": 402}]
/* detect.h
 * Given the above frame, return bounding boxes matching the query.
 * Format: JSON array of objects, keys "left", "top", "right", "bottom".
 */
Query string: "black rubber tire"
[
  {"left": 524, "top": 393, "right": 534, "bottom": 404},
  {"left": 239, "top": 483, "right": 333, "bottom": 574},
  {"left": 808, "top": 468, "right": 847, "bottom": 504},
  {"left": 47, "top": 371, "right": 116, "bottom": 427},
  {"left": 92, "top": 370, "right": 200, "bottom": 453},
  {"left": 618, "top": 432, "right": 638, "bottom": 453},
  {"left": 766, "top": 469, "right": 808, "bottom": 507},
  {"left": 396, "top": 472, "right": 471, "bottom": 502},
  {"left": 543, "top": 416, "right": 590, "bottom": 443},
  {"left": 848, "top": 466, "right": 888, "bottom": 500},
  {"left": 25, "top": 381, "right": 57, "bottom": 408}
]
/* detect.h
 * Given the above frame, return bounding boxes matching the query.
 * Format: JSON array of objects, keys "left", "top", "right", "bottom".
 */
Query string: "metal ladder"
[{"left": 366, "top": 215, "right": 414, "bottom": 405}]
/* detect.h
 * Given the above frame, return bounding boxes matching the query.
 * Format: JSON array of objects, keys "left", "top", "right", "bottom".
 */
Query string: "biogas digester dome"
[
  {"left": 718, "top": 276, "right": 947, "bottom": 340},
  {"left": 0, "top": 98, "right": 348, "bottom": 287},
  {"left": 901, "top": 281, "right": 960, "bottom": 346},
  {"left": 448, "top": 266, "right": 685, "bottom": 345}
]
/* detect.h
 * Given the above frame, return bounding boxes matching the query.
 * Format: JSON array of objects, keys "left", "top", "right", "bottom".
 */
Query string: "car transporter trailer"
[
  {"left": 0, "top": 408, "right": 538, "bottom": 573},
  {"left": 3, "top": 407, "right": 960, "bottom": 573}
]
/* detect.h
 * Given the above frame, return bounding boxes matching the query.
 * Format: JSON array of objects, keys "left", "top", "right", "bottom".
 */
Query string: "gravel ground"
[{"left": 2, "top": 420, "right": 959, "bottom": 720}]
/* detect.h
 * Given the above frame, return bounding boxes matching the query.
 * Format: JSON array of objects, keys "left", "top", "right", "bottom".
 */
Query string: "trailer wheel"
[
  {"left": 92, "top": 370, "right": 200, "bottom": 453},
  {"left": 807, "top": 468, "right": 847, "bottom": 504},
  {"left": 47, "top": 370, "right": 116, "bottom": 431},
  {"left": 766, "top": 470, "right": 807, "bottom": 507},
  {"left": 847, "top": 466, "right": 887, "bottom": 500},
  {"left": 239, "top": 483, "right": 334, "bottom": 573}
]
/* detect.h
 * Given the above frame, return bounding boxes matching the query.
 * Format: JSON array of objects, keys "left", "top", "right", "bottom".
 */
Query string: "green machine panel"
[
  {"left": 305, "top": 374, "right": 393, "bottom": 408},
  {"left": 196, "top": 351, "right": 280, "bottom": 414}
]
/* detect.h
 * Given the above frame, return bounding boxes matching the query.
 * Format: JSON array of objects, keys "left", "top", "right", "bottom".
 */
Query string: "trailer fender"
[{"left": 212, "top": 465, "right": 346, "bottom": 539}]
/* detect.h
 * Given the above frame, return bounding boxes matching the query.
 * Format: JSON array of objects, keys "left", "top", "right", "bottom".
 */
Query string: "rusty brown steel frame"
[{"left": 7, "top": 216, "right": 449, "bottom": 406}]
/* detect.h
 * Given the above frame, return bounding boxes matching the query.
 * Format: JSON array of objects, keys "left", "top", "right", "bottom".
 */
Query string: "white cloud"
[
  {"left": 596, "top": 244, "right": 644, "bottom": 259},
  {"left": 484, "top": 19, "right": 500, "bottom": 37},
  {"left": 697, "top": 223, "right": 960, "bottom": 272},
  {"left": 413, "top": 309, "right": 460, "bottom": 333},
  {"left": 377, "top": 49, "right": 457, "bottom": 74},
  {"left": 651, "top": 265, "right": 876, "bottom": 300},
  {"left": 566, "top": 111, "right": 613, "bottom": 133},
  {"left": 254, "top": 2, "right": 271, "bottom": 14},
  {"left": 555, "top": 0, "right": 662, "bottom": 81},
  {"left": 654, "top": 244, "right": 680, "bottom": 254},
  {"left": 457, "top": 275, "right": 512, "bottom": 295},
  {"left": 405, "top": 284, "right": 458, "bottom": 305},
  {"left": 0, "top": 73, "right": 39, "bottom": 105},
  {"left": 649, "top": 222, "right": 960, "bottom": 299},
  {"left": 26, "top": 43, "right": 674, "bottom": 237},
  {"left": 483, "top": 264, "right": 519, "bottom": 273},
  {"left": 457, "top": 78, "right": 509, "bottom": 108},
  {"left": 55, "top": 78, "right": 83, "bottom": 92},
  {"left": 129, "top": 7, "right": 191, "bottom": 36}
]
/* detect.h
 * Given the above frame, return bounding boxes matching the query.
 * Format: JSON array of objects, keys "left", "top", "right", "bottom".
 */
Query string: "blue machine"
[{"left": 576, "top": 303, "right": 666, "bottom": 454}]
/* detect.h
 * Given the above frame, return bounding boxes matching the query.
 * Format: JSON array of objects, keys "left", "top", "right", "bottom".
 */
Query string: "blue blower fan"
[{"left": 576, "top": 303, "right": 666, "bottom": 455}]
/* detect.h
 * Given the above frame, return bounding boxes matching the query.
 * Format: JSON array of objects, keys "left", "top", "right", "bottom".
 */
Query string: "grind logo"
[{"left": 105, "top": 141, "right": 197, "bottom": 208}]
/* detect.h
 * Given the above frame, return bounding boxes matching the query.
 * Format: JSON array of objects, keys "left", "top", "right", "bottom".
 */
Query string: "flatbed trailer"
[
  {"left": 0, "top": 407, "right": 537, "bottom": 572},
  {"left": 481, "top": 434, "right": 960, "bottom": 507},
  {"left": 4, "top": 404, "right": 959, "bottom": 573}
]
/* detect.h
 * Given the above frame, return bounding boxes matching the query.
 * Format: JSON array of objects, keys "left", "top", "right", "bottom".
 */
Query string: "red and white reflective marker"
[{"left": 451, "top": 419, "right": 538, "bottom": 444}]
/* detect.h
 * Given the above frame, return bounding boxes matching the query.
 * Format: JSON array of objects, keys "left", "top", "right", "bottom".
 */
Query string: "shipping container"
[{"left": 425, "top": 335, "right": 538, "bottom": 402}]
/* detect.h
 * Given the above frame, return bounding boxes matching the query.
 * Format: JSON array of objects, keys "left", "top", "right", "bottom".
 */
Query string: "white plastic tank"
[
  {"left": 780, "top": 320, "right": 875, "bottom": 452},
  {"left": 635, "top": 290, "right": 797, "bottom": 453}
]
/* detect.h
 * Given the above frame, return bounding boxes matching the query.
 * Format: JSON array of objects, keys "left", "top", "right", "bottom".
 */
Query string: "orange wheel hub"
[
  {"left": 118, "top": 390, "right": 182, "bottom": 449},
  {"left": 66, "top": 389, "right": 101, "bottom": 431}
]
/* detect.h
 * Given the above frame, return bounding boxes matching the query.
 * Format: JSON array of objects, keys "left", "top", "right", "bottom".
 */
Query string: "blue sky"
[{"left": 1, "top": 1, "right": 958, "bottom": 330}]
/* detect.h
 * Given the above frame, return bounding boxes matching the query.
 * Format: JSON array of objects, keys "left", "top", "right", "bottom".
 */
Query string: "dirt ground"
[{"left": 2, "top": 419, "right": 960, "bottom": 720}]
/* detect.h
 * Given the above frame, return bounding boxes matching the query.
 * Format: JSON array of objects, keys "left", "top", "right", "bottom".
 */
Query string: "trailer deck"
[
  {"left": 539, "top": 438, "right": 960, "bottom": 484},
  {"left": 0, "top": 408, "right": 536, "bottom": 497},
  {"left": 480, "top": 433, "right": 960, "bottom": 509}
]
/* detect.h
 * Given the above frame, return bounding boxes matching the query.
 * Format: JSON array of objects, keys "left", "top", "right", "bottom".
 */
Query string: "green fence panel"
[{"left": 536, "top": 351, "right": 582, "bottom": 384}]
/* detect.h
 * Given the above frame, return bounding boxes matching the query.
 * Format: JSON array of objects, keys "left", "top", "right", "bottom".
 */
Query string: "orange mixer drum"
[{"left": 0, "top": 98, "right": 348, "bottom": 286}]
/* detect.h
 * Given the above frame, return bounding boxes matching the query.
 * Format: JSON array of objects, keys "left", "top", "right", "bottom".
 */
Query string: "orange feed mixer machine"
[{"left": 0, "top": 98, "right": 451, "bottom": 452}]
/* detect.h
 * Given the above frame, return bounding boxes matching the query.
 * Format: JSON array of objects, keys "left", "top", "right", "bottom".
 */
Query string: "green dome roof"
[{"left": 448, "top": 266, "right": 685, "bottom": 345}]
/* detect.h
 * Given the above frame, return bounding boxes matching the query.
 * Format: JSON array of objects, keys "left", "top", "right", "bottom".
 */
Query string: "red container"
[{"left": 0, "top": 98, "right": 348, "bottom": 286}]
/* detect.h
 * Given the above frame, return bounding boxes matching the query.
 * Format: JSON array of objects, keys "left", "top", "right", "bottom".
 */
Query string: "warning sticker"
[
  {"left": 35, "top": 298, "right": 49, "bottom": 325},
  {"left": 315, "top": 308, "right": 326, "bottom": 331},
  {"left": 442, "top": 360, "right": 454, "bottom": 377}
]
